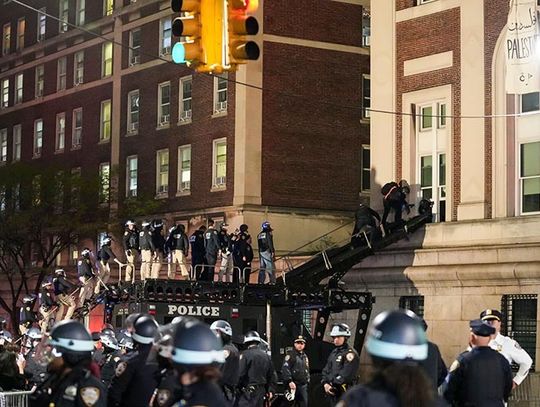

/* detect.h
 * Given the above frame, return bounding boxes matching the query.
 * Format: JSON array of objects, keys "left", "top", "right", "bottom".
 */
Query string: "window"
[
  {"left": 438, "top": 103, "right": 447, "bottom": 128},
  {"left": 1, "top": 79, "right": 8, "bottom": 108},
  {"left": 520, "top": 141, "right": 540, "bottom": 214},
  {"left": 35, "top": 65, "right": 44, "bottom": 97},
  {"left": 12, "top": 124, "right": 21, "bottom": 161},
  {"left": 72, "top": 108, "right": 82, "bottom": 148},
  {"left": 212, "top": 138, "right": 227, "bottom": 188},
  {"left": 70, "top": 167, "right": 81, "bottom": 207},
  {"left": 420, "top": 153, "right": 446, "bottom": 221},
  {"left": 420, "top": 105, "right": 433, "bottom": 131},
  {"left": 69, "top": 244, "right": 78, "bottom": 266},
  {"left": 129, "top": 29, "right": 141, "bottom": 66},
  {"left": 126, "top": 155, "right": 138, "bottom": 197},
  {"left": 361, "top": 145, "right": 370, "bottom": 191},
  {"left": 502, "top": 294, "right": 537, "bottom": 370},
  {"left": 362, "top": 74, "right": 370, "bottom": 119},
  {"left": 521, "top": 92, "right": 540, "bottom": 113},
  {"left": 74, "top": 51, "right": 84, "bottom": 85},
  {"left": 99, "top": 162, "right": 110, "bottom": 203},
  {"left": 76, "top": 0, "right": 85, "bottom": 25},
  {"left": 15, "top": 73, "right": 23, "bottom": 104},
  {"left": 57, "top": 57, "right": 67, "bottom": 91},
  {"left": 178, "top": 145, "right": 191, "bottom": 192},
  {"left": 102, "top": 42, "right": 113, "bottom": 78},
  {"left": 59, "top": 0, "right": 69, "bottom": 33},
  {"left": 32, "top": 175, "right": 41, "bottom": 206},
  {"left": 158, "top": 82, "right": 170, "bottom": 126},
  {"left": 399, "top": 296, "right": 424, "bottom": 318},
  {"left": 156, "top": 149, "right": 169, "bottom": 195},
  {"left": 420, "top": 155, "right": 433, "bottom": 200},
  {"left": 37, "top": 8, "right": 46, "bottom": 42},
  {"left": 104, "top": 0, "right": 114, "bottom": 16},
  {"left": 55, "top": 112, "right": 65, "bottom": 152},
  {"left": 160, "top": 18, "right": 172, "bottom": 55},
  {"left": 16, "top": 18, "right": 25, "bottom": 51},
  {"left": 362, "top": 11, "right": 370, "bottom": 47},
  {"left": 213, "top": 74, "right": 228, "bottom": 114},
  {"left": 2, "top": 23, "right": 11, "bottom": 55},
  {"left": 127, "top": 90, "right": 139, "bottom": 133},
  {"left": 179, "top": 76, "right": 192, "bottom": 122},
  {"left": 100, "top": 100, "right": 111, "bottom": 141},
  {"left": 33, "top": 119, "right": 43, "bottom": 157},
  {"left": 0, "top": 129, "right": 7, "bottom": 164}
]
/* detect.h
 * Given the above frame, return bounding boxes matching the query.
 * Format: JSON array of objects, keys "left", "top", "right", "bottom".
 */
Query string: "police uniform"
[
  {"left": 481, "top": 309, "right": 533, "bottom": 386},
  {"left": 282, "top": 336, "right": 310, "bottom": 407},
  {"left": 351, "top": 204, "right": 381, "bottom": 247},
  {"left": 203, "top": 226, "right": 220, "bottom": 280},
  {"left": 139, "top": 227, "right": 155, "bottom": 281},
  {"left": 54, "top": 274, "right": 76, "bottom": 321},
  {"left": 152, "top": 369, "right": 182, "bottom": 407},
  {"left": 237, "top": 344, "right": 277, "bottom": 407},
  {"left": 233, "top": 231, "right": 253, "bottom": 284},
  {"left": 321, "top": 343, "right": 359, "bottom": 405},
  {"left": 166, "top": 225, "right": 190, "bottom": 280},
  {"left": 38, "top": 284, "right": 55, "bottom": 333},
  {"left": 257, "top": 226, "right": 275, "bottom": 284},
  {"left": 190, "top": 228, "right": 207, "bottom": 280},
  {"left": 443, "top": 320, "right": 513, "bottom": 407},
  {"left": 107, "top": 344, "right": 159, "bottom": 407},
  {"left": 170, "top": 380, "right": 230, "bottom": 407},
  {"left": 151, "top": 222, "right": 166, "bottom": 279},
  {"left": 77, "top": 257, "right": 95, "bottom": 308},
  {"left": 19, "top": 298, "right": 37, "bottom": 335},
  {"left": 217, "top": 228, "right": 234, "bottom": 282},
  {"left": 220, "top": 342, "right": 240, "bottom": 401},
  {"left": 123, "top": 227, "right": 140, "bottom": 283},
  {"left": 24, "top": 347, "right": 48, "bottom": 386},
  {"left": 96, "top": 244, "right": 116, "bottom": 294},
  {"left": 31, "top": 367, "right": 106, "bottom": 407},
  {"left": 100, "top": 350, "right": 122, "bottom": 388}
]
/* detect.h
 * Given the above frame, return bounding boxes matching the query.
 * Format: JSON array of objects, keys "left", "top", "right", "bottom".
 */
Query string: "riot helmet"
[
  {"left": 261, "top": 221, "right": 271, "bottom": 230},
  {"left": 22, "top": 293, "right": 37, "bottom": 305},
  {"left": 100, "top": 334, "right": 119, "bottom": 351},
  {"left": 132, "top": 314, "right": 159, "bottom": 345},
  {"left": 210, "top": 320, "right": 232, "bottom": 338},
  {"left": 329, "top": 323, "right": 352, "bottom": 337},
  {"left": 244, "top": 330, "right": 261, "bottom": 344},
  {"left": 125, "top": 220, "right": 136, "bottom": 227},
  {"left": 27, "top": 327, "right": 42, "bottom": 340},
  {"left": 49, "top": 320, "right": 94, "bottom": 354},
  {"left": 141, "top": 220, "right": 151, "bottom": 228},
  {"left": 125, "top": 312, "right": 141, "bottom": 332},
  {"left": 102, "top": 236, "right": 112, "bottom": 245},
  {"left": 54, "top": 268, "right": 66, "bottom": 278},
  {"left": 240, "top": 224, "right": 249, "bottom": 233},
  {"left": 171, "top": 320, "right": 225, "bottom": 369},
  {"left": 81, "top": 248, "right": 91, "bottom": 258},
  {"left": 101, "top": 327, "right": 116, "bottom": 338}
]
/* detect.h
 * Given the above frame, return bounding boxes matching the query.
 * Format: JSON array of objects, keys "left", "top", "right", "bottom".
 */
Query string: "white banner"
[{"left": 505, "top": 0, "right": 540, "bottom": 94}]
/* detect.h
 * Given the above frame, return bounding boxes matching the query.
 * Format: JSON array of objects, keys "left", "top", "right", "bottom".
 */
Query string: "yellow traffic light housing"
[{"left": 226, "top": 0, "right": 260, "bottom": 68}]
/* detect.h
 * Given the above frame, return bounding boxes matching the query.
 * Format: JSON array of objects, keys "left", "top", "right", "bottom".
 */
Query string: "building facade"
[
  {"left": 352, "top": 0, "right": 540, "bottom": 403},
  {"left": 0, "top": 0, "right": 371, "bottom": 265}
]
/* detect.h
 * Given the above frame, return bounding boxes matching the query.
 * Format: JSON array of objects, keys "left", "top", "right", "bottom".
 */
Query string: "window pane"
[
  {"left": 439, "top": 154, "right": 446, "bottom": 186},
  {"left": 522, "top": 92, "right": 540, "bottom": 113},
  {"left": 523, "top": 178, "right": 540, "bottom": 213},
  {"left": 421, "top": 106, "right": 432, "bottom": 129},
  {"left": 439, "top": 103, "right": 446, "bottom": 127},
  {"left": 420, "top": 156, "right": 433, "bottom": 188},
  {"left": 521, "top": 142, "right": 540, "bottom": 177}
]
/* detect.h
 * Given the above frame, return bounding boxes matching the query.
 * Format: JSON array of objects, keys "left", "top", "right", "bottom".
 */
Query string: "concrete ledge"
[{"left": 404, "top": 51, "right": 453, "bottom": 76}]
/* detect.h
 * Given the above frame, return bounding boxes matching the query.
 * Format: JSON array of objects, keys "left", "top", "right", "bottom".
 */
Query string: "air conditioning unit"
[
  {"left": 180, "top": 181, "right": 190, "bottom": 191},
  {"left": 127, "top": 189, "right": 137, "bottom": 198},
  {"left": 215, "top": 176, "right": 226, "bottom": 186},
  {"left": 129, "top": 55, "right": 140, "bottom": 66},
  {"left": 160, "top": 115, "right": 170, "bottom": 126},
  {"left": 179, "top": 110, "right": 192, "bottom": 121},
  {"left": 214, "top": 101, "right": 227, "bottom": 113},
  {"left": 158, "top": 185, "right": 168, "bottom": 194},
  {"left": 161, "top": 46, "right": 171, "bottom": 56}
]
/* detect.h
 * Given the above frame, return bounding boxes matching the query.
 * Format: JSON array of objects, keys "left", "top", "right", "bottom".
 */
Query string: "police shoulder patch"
[
  {"left": 80, "top": 386, "right": 100, "bottom": 407},
  {"left": 115, "top": 361, "right": 127, "bottom": 376},
  {"left": 157, "top": 389, "right": 171, "bottom": 407},
  {"left": 449, "top": 360, "right": 460, "bottom": 372},
  {"left": 346, "top": 352, "right": 355, "bottom": 362}
]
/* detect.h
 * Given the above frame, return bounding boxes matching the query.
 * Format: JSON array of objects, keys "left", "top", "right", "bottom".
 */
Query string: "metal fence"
[{"left": 0, "top": 390, "right": 33, "bottom": 407}]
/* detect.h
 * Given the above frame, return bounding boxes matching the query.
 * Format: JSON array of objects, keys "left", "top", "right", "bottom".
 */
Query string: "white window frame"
[
  {"left": 361, "top": 145, "right": 370, "bottom": 192},
  {"left": 12, "top": 124, "right": 21, "bottom": 162},
  {"left": 127, "top": 89, "right": 139, "bottom": 134},
  {"left": 177, "top": 145, "right": 191, "bottom": 193},
  {"left": 72, "top": 108, "right": 83, "bottom": 149},
  {"left": 156, "top": 149, "right": 169, "bottom": 196},
  {"left": 129, "top": 29, "right": 141, "bottom": 66},
  {"left": 126, "top": 155, "right": 138, "bottom": 198},
  {"left": 57, "top": 56, "right": 67, "bottom": 91},
  {"left": 16, "top": 17, "right": 24, "bottom": 51},
  {"left": 362, "top": 11, "right": 370, "bottom": 47},
  {"left": 2, "top": 23, "right": 11, "bottom": 56},
  {"left": 55, "top": 112, "right": 66, "bottom": 152},
  {"left": 362, "top": 74, "right": 370, "bottom": 120},
  {"left": 99, "top": 162, "right": 110, "bottom": 204},
  {"left": 104, "top": 0, "right": 114, "bottom": 16},
  {"left": 59, "top": 0, "right": 69, "bottom": 33},
  {"left": 76, "top": 0, "right": 86, "bottom": 25},
  {"left": 33, "top": 119, "right": 43, "bottom": 158},
  {"left": 15, "top": 73, "right": 23, "bottom": 104},
  {"left": 1, "top": 79, "right": 8, "bottom": 108},
  {"left": 35, "top": 65, "right": 44, "bottom": 98},
  {"left": 418, "top": 0, "right": 437, "bottom": 4},
  {"left": 419, "top": 104, "right": 433, "bottom": 131},
  {"left": 74, "top": 50, "right": 84, "bottom": 85},
  {"left": 213, "top": 74, "right": 228, "bottom": 115},
  {"left": 178, "top": 75, "right": 192, "bottom": 123},
  {"left": 102, "top": 42, "right": 113, "bottom": 78},
  {"left": 37, "top": 7, "right": 46, "bottom": 42},
  {"left": 157, "top": 81, "right": 171, "bottom": 127},
  {"left": 100, "top": 99, "right": 111, "bottom": 141},
  {"left": 160, "top": 17, "right": 172, "bottom": 56},
  {"left": 0, "top": 129, "right": 7, "bottom": 164},
  {"left": 212, "top": 138, "right": 227, "bottom": 189},
  {"left": 518, "top": 141, "right": 540, "bottom": 215}
]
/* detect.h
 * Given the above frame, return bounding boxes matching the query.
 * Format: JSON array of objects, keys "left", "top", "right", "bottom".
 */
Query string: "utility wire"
[{"left": 9, "top": 0, "right": 537, "bottom": 120}]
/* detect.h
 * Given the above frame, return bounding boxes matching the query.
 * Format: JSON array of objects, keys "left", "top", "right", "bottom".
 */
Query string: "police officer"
[
  {"left": 351, "top": 203, "right": 381, "bottom": 248},
  {"left": 203, "top": 219, "right": 220, "bottom": 281},
  {"left": 30, "top": 320, "right": 107, "bottom": 407},
  {"left": 338, "top": 309, "right": 440, "bottom": 407},
  {"left": 151, "top": 219, "right": 167, "bottom": 279},
  {"left": 210, "top": 320, "right": 239, "bottom": 402},
  {"left": 19, "top": 293, "right": 38, "bottom": 335},
  {"left": 444, "top": 319, "right": 513, "bottom": 406},
  {"left": 237, "top": 330, "right": 277, "bottom": 407},
  {"left": 0, "top": 316, "right": 12, "bottom": 343},
  {"left": 139, "top": 221, "right": 156, "bottom": 281},
  {"left": 54, "top": 268, "right": 76, "bottom": 321},
  {"left": 234, "top": 224, "right": 253, "bottom": 284},
  {"left": 217, "top": 223, "right": 234, "bottom": 282},
  {"left": 480, "top": 308, "right": 533, "bottom": 388},
  {"left": 282, "top": 335, "right": 310, "bottom": 407},
  {"left": 166, "top": 223, "right": 190, "bottom": 280},
  {"left": 24, "top": 327, "right": 48, "bottom": 386},
  {"left": 168, "top": 320, "right": 228, "bottom": 406},
  {"left": 381, "top": 180, "right": 410, "bottom": 232},
  {"left": 77, "top": 248, "right": 96, "bottom": 309},
  {"left": 100, "top": 333, "right": 122, "bottom": 388},
  {"left": 151, "top": 323, "right": 181, "bottom": 407},
  {"left": 96, "top": 236, "right": 123, "bottom": 294},
  {"left": 419, "top": 318, "right": 447, "bottom": 394},
  {"left": 257, "top": 221, "right": 276, "bottom": 284},
  {"left": 123, "top": 220, "right": 140, "bottom": 283},
  {"left": 108, "top": 314, "right": 160, "bottom": 407},
  {"left": 190, "top": 225, "right": 207, "bottom": 280},
  {"left": 321, "top": 323, "right": 359, "bottom": 406},
  {"left": 38, "top": 276, "right": 56, "bottom": 333}
]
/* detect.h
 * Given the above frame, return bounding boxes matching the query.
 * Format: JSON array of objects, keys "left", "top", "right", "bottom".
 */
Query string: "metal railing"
[{"left": 0, "top": 390, "right": 33, "bottom": 407}]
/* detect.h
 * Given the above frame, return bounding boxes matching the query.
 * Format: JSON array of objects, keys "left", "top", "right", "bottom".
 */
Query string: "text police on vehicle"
[{"left": 167, "top": 304, "right": 220, "bottom": 317}]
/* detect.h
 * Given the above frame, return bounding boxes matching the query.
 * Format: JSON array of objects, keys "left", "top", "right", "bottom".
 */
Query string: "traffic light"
[
  {"left": 171, "top": 0, "right": 226, "bottom": 73},
  {"left": 226, "top": 0, "right": 260, "bottom": 67}
]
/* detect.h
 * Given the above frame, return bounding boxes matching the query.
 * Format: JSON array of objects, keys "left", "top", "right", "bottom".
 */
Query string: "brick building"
[
  {"left": 344, "top": 0, "right": 540, "bottom": 402},
  {"left": 0, "top": 0, "right": 371, "bottom": 266}
]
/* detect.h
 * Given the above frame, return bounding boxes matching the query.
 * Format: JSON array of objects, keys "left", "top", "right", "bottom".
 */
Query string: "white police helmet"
[{"left": 330, "top": 323, "right": 351, "bottom": 337}]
